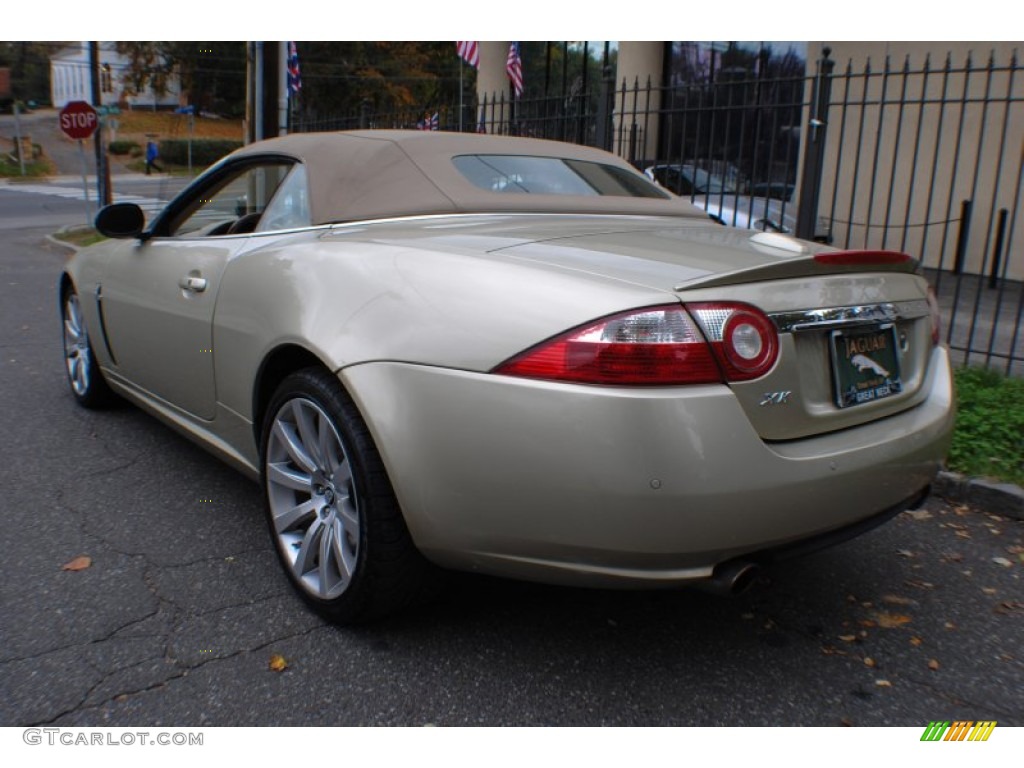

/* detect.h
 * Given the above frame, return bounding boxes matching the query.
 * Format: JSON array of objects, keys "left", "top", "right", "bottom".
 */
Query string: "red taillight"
[
  {"left": 493, "top": 302, "right": 778, "bottom": 386},
  {"left": 687, "top": 302, "right": 780, "bottom": 381},
  {"left": 813, "top": 250, "right": 913, "bottom": 266}
]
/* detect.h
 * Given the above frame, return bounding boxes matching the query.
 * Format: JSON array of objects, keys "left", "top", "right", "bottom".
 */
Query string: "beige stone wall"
[
  {"left": 811, "top": 42, "right": 1023, "bottom": 280},
  {"left": 613, "top": 42, "right": 663, "bottom": 163}
]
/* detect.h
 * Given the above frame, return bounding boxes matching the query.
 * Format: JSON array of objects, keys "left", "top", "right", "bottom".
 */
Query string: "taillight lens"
[
  {"left": 493, "top": 302, "right": 779, "bottom": 386},
  {"left": 688, "top": 303, "right": 779, "bottom": 381}
]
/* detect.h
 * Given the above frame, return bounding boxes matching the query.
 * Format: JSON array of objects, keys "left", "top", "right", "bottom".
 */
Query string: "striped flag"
[
  {"left": 457, "top": 41, "right": 479, "bottom": 69},
  {"left": 506, "top": 42, "right": 523, "bottom": 98},
  {"left": 287, "top": 41, "right": 302, "bottom": 94},
  {"left": 417, "top": 112, "right": 439, "bottom": 131}
]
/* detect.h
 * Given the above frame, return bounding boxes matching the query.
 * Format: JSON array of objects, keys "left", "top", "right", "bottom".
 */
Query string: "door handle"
[{"left": 179, "top": 275, "right": 208, "bottom": 293}]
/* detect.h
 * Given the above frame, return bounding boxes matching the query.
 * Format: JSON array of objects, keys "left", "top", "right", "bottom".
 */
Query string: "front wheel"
[
  {"left": 260, "top": 368, "right": 432, "bottom": 624},
  {"left": 61, "top": 288, "right": 114, "bottom": 408}
]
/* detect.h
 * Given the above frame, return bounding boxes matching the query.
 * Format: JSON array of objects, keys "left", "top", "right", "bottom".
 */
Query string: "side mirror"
[{"left": 95, "top": 203, "right": 145, "bottom": 239}]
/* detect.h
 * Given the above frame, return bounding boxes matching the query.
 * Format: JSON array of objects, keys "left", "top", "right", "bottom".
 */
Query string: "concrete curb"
[
  {"left": 932, "top": 470, "right": 1024, "bottom": 521},
  {"left": 46, "top": 226, "right": 85, "bottom": 254}
]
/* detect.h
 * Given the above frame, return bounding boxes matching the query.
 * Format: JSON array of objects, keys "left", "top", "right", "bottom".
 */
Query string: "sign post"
[{"left": 59, "top": 101, "right": 99, "bottom": 225}]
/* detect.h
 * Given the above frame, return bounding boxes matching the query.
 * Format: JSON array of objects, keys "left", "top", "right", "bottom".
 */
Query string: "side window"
[
  {"left": 255, "top": 164, "right": 311, "bottom": 232},
  {"left": 167, "top": 162, "right": 293, "bottom": 237}
]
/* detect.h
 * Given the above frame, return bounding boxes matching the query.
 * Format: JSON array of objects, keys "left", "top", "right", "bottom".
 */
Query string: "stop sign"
[{"left": 59, "top": 101, "right": 99, "bottom": 140}]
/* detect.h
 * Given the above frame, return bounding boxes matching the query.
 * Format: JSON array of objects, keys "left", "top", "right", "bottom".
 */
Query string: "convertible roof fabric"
[{"left": 229, "top": 130, "right": 707, "bottom": 226}]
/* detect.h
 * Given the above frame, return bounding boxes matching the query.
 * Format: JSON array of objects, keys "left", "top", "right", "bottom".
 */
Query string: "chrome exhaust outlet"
[{"left": 700, "top": 560, "right": 761, "bottom": 596}]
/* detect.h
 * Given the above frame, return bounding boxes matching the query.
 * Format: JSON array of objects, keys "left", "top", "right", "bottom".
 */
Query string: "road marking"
[{"left": 0, "top": 183, "right": 169, "bottom": 213}]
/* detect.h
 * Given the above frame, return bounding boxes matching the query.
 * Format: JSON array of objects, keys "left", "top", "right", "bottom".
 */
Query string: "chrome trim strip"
[{"left": 770, "top": 300, "right": 930, "bottom": 333}]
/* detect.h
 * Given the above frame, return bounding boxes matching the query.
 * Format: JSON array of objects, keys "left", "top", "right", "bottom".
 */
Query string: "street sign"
[{"left": 59, "top": 101, "right": 99, "bottom": 140}]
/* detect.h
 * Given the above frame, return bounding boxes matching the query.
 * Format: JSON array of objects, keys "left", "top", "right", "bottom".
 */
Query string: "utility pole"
[{"left": 88, "top": 42, "right": 111, "bottom": 206}]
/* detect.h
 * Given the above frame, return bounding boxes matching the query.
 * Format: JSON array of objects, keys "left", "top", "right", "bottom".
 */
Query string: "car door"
[{"left": 100, "top": 159, "right": 294, "bottom": 420}]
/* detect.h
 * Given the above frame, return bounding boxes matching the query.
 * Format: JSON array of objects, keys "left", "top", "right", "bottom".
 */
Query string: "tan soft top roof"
[{"left": 229, "top": 130, "right": 706, "bottom": 225}]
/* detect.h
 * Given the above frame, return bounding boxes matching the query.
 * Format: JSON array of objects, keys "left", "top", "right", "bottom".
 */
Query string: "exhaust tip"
[{"left": 701, "top": 560, "right": 761, "bottom": 596}]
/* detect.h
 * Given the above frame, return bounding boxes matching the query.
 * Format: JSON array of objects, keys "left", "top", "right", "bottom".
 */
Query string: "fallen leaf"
[
  {"left": 928, "top": 659, "right": 940, "bottom": 671},
  {"left": 896, "top": 549, "right": 915, "bottom": 558},
  {"left": 982, "top": 587, "right": 998, "bottom": 595},
  {"left": 859, "top": 620, "right": 877, "bottom": 628},
  {"left": 1006, "top": 545, "right": 1024, "bottom": 555},
  {"left": 954, "top": 505, "right": 971, "bottom": 516},
  {"left": 859, "top": 630, "right": 869, "bottom": 638},
  {"left": 992, "top": 557, "right": 1013, "bottom": 567},
  {"left": 269, "top": 654, "right": 288, "bottom": 672},
  {"left": 944, "top": 621, "right": 957, "bottom": 630},
  {"left": 838, "top": 634, "right": 857, "bottom": 643},
  {"left": 905, "top": 509, "right": 933, "bottom": 521},
  {"left": 882, "top": 594, "right": 916, "bottom": 606},
  {"left": 860, "top": 601, "right": 874, "bottom": 609},
  {"left": 910, "top": 636, "right": 923, "bottom": 647},
  {"left": 846, "top": 594, "right": 859, "bottom": 603},
  {"left": 941, "top": 552, "right": 965, "bottom": 563},
  {"left": 905, "top": 579, "right": 936, "bottom": 590},
  {"left": 955, "top": 530, "right": 972, "bottom": 540},
  {"left": 994, "top": 601, "right": 1023, "bottom": 615},
  {"left": 875, "top": 679, "right": 892, "bottom": 687},
  {"left": 875, "top": 612, "right": 913, "bottom": 628},
  {"left": 61, "top": 555, "right": 92, "bottom": 571},
  {"left": 863, "top": 657, "right": 876, "bottom": 668},
  {"left": 821, "top": 645, "right": 846, "bottom": 656}
]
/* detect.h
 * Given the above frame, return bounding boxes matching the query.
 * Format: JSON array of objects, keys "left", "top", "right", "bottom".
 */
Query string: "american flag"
[
  {"left": 287, "top": 41, "right": 302, "bottom": 94},
  {"left": 417, "top": 112, "right": 439, "bottom": 131},
  {"left": 456, "top": 41, "right": 479, "bottom": 69},
  {"left": 506, "top": 42, "right": 523, "bottom": 98}
]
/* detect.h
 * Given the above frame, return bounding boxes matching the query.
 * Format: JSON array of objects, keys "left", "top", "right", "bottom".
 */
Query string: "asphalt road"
[{"left": 0, "top": 192, "right": 1021, "bottom": 728}]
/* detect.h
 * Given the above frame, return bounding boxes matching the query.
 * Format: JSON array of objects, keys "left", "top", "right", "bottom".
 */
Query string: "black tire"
[
  {"left": 61, "top": 286, "right": 115, "bottom": 409},
  {"left": 260, "top": 368, "right": 432, "bottom": 624}
]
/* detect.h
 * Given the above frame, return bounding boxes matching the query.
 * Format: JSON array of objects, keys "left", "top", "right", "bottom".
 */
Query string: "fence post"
[
  {"left": 796, "top": 47, "right": 835, "bottom": 241},
  {"left": 595, "top": 65, "right": 614, "bottom": 152}
]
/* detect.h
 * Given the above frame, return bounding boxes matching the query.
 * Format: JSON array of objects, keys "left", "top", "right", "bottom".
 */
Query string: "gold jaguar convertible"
[{"left": 60, "top": 131, "right": 954, "bottom": 623}]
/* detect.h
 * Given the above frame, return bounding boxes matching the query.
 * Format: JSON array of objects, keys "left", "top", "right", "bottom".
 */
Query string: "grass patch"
[
  {"left": 0, "top": 155, "right": 53, "bottom": 177},
  {"left": 53, "top": 226, "right": 107, "bottom": 249},
  {"left": 114, "top": 110, "right": 243, "bottom": 142},
  {"left": 948, "top": 366, "right": 1024, "bottom": 486}
]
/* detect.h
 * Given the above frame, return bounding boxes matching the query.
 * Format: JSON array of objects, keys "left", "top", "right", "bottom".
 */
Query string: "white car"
[{"left": 645, "top": 163, "right": 796, "bottom": 234}]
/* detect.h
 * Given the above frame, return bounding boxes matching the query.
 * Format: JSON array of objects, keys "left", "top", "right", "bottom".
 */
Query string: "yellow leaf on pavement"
[
  {"left": 928, "top": 659, "right": 940, "bottom": 671},
  {"left": 269, "top": 654, "right": 288, "bottom": 672},
  {"left": 61, "top": 556, "right": 92, "bottom": 571},
  {"left": 875, "top": 611, "right": 912, "bottom": 628}
]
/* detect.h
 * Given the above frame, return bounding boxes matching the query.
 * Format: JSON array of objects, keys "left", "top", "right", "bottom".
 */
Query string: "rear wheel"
[
  {"left": 61, "top": 288, "right": 114, "bottom": 408},
  {"left": 260, "top": 368, "right": 431, "bottom": 623}
]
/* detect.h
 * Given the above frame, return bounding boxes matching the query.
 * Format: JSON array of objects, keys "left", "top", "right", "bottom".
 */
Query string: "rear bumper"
[{"left": 341, "top": 346, "right": 954, "bottom": 587}]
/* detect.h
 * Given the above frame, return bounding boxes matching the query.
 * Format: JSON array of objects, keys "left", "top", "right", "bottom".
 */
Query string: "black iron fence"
[{"left": 292, "top": 49, "right": 1024, "bottom": 375}]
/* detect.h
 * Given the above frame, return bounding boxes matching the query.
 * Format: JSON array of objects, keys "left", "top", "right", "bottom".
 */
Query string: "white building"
[{"left": 50, "top": 42, "right": 181, "bottom": 109}]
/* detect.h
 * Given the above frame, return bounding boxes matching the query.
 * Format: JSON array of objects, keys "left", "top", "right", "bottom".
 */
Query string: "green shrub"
[
  {"left": 108, "top": 139, "right": 140, "bottom": 155},
  {"left": 948, "top": 366, "right": 1024, "bottom": 485},
  {"left": 157, "top": 139, "right": 242, "bottom": 166}
]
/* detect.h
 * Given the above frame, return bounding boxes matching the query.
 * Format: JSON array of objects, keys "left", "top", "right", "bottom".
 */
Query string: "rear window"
[{"left": 452, "top": 154, "right": 669, "bottom": 199}]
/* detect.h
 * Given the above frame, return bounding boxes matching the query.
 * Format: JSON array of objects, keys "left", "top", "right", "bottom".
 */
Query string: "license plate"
[{"left": 830, "top": 324, "right": 902, "bottom": 408}]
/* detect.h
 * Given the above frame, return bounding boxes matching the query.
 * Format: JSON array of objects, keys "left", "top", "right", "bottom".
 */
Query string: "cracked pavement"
[{"left": 0, "top": 213, "right": 1021, "bottom": 727}]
